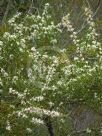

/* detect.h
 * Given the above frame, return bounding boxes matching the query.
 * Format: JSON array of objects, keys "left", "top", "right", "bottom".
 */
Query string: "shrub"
[{"left": 0, "top": 3, "right": 102, "bottom": 136}]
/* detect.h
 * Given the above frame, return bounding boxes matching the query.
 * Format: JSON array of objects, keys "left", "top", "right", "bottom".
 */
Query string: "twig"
[
  {"left": 43, "top": 116, "right": 54, "bottom": 136},
  {"left": 1, "top": 0, "right": 11, "bottom": 25},
  {"left": 76, "top": 0, "right": 101, "bottom": 34},
  {"left": 69, "top": 127, "right": 102, "bottom": 136}
]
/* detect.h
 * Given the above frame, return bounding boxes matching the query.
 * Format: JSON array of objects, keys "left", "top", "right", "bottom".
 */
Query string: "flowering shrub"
[{"left": 0, "top": 3, "right": 102, "bottom": 136}]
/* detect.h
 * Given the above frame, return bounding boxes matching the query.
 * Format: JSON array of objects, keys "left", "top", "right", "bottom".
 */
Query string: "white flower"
[
  {"left": 13, "top": 76, "right": 18, "bottom": 81},
  {"left": 19, "top": 48, "right": 23, "bottom": 52},
  {"left": 6, "top": 121, "right": 11, "bottom": 131},
  {"left": 3, "top": 32, "right": 10, "bottom": 39},
  {"left": 1, "top": 68, "right": 8, "bottom": 77},
  {"left": 57, "top": 81, "right": 62, "bottom": 86},
  {"left": 9, "top": 88, "right": 16, "bottom": 94},
  {"left": 45, "top": 3, "right": 49, "bottom": 7},
  {"left": 26, "top": 128, "right": 32, "bottom": 133},
  {"left": 31, "top": 117, "right": 44, "bottom": 124},
  {"left": 31, "top": 47, "right": 36, "bottom": 52},
  {"left": 22, "top": 114, "right": 28, "bottom": 118},
  {"left": 94, "top": 92, "right": 97, "bottom": 98},
  {"left": 74, "top": 57, "right": 79, "bottom": 61},
  {"left": 86, "top": 128, "right": 92, "bottom": 133},
  {"left": 17, "top": 107, "right": 62, "bottom": 117},
  {"left": 0, "top": 41, "right": 3, "bottom": 46},
  {"left": 31, "top": 96, "right": 44, "bottom": 102},
  {"left": 51, "top": 39, "right": 57, "bottom": 44},
  {"left": 49, "top": 102, "right": 54, "bottom": 107}
]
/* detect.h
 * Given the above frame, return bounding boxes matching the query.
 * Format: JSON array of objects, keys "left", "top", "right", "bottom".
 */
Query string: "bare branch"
[
  {"left": 1, "top": 0, "right": 11, "bottom": 25},
  {"left": 76, "top": 0, "right": 101, "bottom": 34}
]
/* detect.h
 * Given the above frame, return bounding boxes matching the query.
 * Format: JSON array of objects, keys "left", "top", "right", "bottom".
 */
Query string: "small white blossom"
[
  {"left": 31, "top": 117, "right": 44, "bottom": 124},
  {"left": 6, "top": 121, "right": 11, "bottom": 131}
]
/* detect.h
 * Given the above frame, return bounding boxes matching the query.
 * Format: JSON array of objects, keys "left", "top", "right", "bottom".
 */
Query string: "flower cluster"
[{"left": 62, "top": 14, "right": 78, "bottom": 45}]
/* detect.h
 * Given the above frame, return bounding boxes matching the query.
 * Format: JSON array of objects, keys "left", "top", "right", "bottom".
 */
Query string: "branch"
[
  {"left": 70, "top": 127, "right": 102, "bottom": 136},
  {"left": 1, "top": 0, "right": 11, "bottom": 25},
  {"left": 76, "top": 0, "right": 101, "bottom": 34},
  {"left": 43, "top": 116, "right": 54, "bottom": 136}
]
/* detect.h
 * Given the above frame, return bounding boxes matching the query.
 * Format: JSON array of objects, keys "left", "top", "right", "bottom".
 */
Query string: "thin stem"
[
  {"left": 44, "top": 116, "right": 54, "bottom": 136},
  {"left": 2, "top": 0, "right": 11, "bottom": 25}
]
